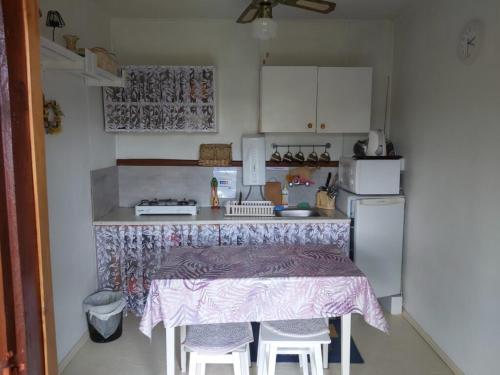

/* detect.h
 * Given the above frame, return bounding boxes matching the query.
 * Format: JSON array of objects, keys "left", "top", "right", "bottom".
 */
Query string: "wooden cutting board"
[{"left": 265, "top": 182, "right": 282, "bottom": 206}]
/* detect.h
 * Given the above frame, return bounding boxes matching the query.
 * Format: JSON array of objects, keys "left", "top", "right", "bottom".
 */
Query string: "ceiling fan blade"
[
  {"left": 278, "top": 0, "right": 336, "bottom": 14},
  {"left": 237, "top": 3, "right": 260, "bottom": 23}
]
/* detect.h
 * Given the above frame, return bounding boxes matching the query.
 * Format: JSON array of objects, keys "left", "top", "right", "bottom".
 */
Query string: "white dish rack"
[{"left": 225, "top": 201, "right": 275, "bottom": 217}]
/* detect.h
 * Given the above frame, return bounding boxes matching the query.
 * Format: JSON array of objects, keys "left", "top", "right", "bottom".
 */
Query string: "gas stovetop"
[{"left": 135, "top": 199, "right": 198, "bottom": 216}]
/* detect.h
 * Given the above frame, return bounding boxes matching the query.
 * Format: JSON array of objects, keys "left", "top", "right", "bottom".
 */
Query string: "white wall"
[
  {"left": 40, "top": 0, "right": 116, "bottom": 170},
  {"left": 110, "top": 18, "right": 394, "bottom": 160},
  {"left": 40, "top": 0, "right": 110, "bottom": 55},
  {"left": 391, "top": 0, "right": 500, "bottom": 373},
  {"left": 43, "top": 72, "right": 96, "bottom": 364},
  {"left": 40, "top": 0, "right": 115, "bottom": 363},
  {"left": 88, "top": 87, "right": 116, "bottom": 170}
]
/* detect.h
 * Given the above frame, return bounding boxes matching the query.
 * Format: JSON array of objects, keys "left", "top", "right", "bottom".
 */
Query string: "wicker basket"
[{"left": 199, "top": 144, "right": 232, "bottom": 167}]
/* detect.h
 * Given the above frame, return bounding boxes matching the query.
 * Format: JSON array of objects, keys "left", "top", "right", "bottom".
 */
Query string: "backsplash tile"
[
  {"left": 117, "top": 166, "right": 338, "bottom": 208},
  {"left": 265, "top": 167, "right": 338, "bottom": 206},
  {"left": 91, "top": 166, "right": 119, "bottom": 219},
  {"left": 119, "top": 166, "right": 214, "bottom": 207}
]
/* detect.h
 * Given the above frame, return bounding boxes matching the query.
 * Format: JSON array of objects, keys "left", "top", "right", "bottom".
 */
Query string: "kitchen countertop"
[{"left": 93, "top": 207, "right": 350, "bottom": 225}]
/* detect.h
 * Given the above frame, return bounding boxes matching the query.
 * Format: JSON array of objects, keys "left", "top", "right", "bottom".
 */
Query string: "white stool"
[
  {"left": 257, "top": 319, "right": 331, "bottom": 375},
  {"left": 183, "top": 323, "right": 253, "bottom": 375}
]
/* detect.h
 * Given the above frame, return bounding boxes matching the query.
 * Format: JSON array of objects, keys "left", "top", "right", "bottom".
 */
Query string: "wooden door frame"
[{"left": 0, "top": 0, "right": 57, "bottom": 374}]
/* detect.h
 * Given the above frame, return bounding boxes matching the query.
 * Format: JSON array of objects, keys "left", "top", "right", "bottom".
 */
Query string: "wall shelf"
[
  {"left": 40, "top": 36, "right": 126, "bottom": 87},
  {"left": 116, "top": 159, "right": 340, "bottom": 168}
]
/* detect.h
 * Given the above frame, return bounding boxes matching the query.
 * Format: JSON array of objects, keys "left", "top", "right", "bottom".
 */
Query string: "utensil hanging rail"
[{"left": 271, "top": 143, "right": 331, "bottom": 149}]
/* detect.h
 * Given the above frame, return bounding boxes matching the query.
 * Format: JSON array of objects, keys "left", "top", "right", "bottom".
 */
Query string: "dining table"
[{"left": 139, "top": 243, "right": 389, "bottom": 375}]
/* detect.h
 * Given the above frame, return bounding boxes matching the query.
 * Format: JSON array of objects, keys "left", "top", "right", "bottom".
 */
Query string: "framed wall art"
[{"left": 103, "top": 65, "right": 216, "bottom": 133}]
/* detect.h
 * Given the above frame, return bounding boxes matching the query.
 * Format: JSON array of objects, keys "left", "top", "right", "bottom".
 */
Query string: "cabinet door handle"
[
  {"left": 307, "top": 123, "right": 313, "bottom": 129},
  {"left": 320, "top": 123, "right": 326, "bottom": 129}
]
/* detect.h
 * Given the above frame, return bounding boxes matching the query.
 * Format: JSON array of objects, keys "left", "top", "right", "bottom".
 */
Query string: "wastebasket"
[{"left": 83, "top": 290, "right": 126, "bottom": 343}]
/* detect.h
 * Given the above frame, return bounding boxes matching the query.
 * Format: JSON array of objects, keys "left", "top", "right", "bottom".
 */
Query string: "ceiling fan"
[
  {"left": 237, "top": 0, "right": 337, "bottom": 24},
  {"left": 237, "top": 0, "right": 336, "bottom": 40}
]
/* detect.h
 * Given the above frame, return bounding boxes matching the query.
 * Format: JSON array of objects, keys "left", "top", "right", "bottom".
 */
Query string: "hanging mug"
[
  {"left": 283, "top": 147, "right": 294, "bottom": 163},
  {"left": 320, "top": 146, "right": 331, "bottom": 162},
  {"left": 307, "top": 146, "right": 319, "bottom": 163},
  {"left": 294, "top": 147, "right": 305, "bottom": 163},
  {"left": 271, "top": 147, "right": 282, "bottom": 162}
]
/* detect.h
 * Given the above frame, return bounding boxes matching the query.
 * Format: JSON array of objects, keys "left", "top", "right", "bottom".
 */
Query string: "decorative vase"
[
  {"left": 63, "top": 34, "right": 79, "bottom": 52},
  {"left": 210, "top": 178, "right": 220, "bottom": 209}
]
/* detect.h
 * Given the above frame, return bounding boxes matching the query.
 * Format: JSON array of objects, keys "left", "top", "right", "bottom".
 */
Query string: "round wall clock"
[{"left": 458, "top": 19, "right": 484, "bottom": 64}]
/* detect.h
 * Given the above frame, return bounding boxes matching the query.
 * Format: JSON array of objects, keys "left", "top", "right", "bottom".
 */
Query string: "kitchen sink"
[{"left": 275, "top": 209, "right": 320, "bottom": 218}]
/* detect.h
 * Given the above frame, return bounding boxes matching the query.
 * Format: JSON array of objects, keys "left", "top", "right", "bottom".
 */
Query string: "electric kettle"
[{"left": 366, "top": 130, "right": 387, "bottom": 156}]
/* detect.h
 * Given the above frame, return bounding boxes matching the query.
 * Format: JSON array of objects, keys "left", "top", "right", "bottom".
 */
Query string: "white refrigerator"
[{"left": 336, "top": 188, "right": 405, "bottom": 301}]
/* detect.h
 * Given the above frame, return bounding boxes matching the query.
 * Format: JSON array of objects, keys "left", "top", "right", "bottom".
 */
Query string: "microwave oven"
[{"left": 338, "top": 157, "right": 401, "bottom": 195}]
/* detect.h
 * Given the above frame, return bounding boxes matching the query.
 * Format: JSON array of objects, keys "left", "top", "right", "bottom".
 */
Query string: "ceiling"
[{"left": 98, "top": 0, "right": 413, "bottom": 20}]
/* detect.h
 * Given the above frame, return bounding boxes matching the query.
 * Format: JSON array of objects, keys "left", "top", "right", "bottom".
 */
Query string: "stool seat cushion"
[
  {"left": 184, "top": 323, "right": 254, "bottom": 355},
  {"left": 262, "top": 319, "right": 329, "bottom": 338}
]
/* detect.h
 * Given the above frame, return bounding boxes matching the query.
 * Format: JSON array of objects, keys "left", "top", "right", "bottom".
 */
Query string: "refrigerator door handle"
[{"left": 359, "top": 198, "right": 405, "bottom": 206}]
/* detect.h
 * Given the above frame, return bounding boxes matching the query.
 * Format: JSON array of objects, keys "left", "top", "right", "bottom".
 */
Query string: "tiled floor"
[{"left": 62, "top": 314, "right": 453, "bottom": 375}]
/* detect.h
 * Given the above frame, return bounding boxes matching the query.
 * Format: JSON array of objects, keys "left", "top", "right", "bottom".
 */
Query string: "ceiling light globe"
[{"left": 252, "top": 18, "right": 277, "bottom": 41}]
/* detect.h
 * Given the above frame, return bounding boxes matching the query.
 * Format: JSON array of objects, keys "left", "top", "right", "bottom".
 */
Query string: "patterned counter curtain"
[
  {"left": 220, "top": 223, "right": 350, "bottom": 255},
  {"left": 94, "top": 223, "right": 350, "bottom": 315},
  {"left": 103, "top": 65, "right": 217, "bottom": 133},
  {"left": 95, "top": 225, "right": 220, "bottom": 315}
]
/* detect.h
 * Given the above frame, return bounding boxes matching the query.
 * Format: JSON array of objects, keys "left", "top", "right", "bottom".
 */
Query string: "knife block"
[{"left": 316, "top": 191, "right": 335, "bottom": 210}]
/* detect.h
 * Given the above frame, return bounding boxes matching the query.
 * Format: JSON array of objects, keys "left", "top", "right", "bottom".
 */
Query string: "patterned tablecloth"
[{"left": 140, "top": 244, "right": 388, "bottom": 338}]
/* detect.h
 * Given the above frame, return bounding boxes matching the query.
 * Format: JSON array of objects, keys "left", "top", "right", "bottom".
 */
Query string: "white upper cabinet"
[
  {"left": 260, "top": 66, "right": 372, "bottom": 134},
  {"left": 317, "top": 67, "right": 372, "bottom": 133},
  {"left": 260, "top": 66, "right": 318, "bottom": 133}
]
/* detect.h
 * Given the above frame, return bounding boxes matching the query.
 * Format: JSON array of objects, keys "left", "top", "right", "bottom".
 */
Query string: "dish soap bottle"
[{"left": 281, "top": 184, "right": 289, "bottom": 208}]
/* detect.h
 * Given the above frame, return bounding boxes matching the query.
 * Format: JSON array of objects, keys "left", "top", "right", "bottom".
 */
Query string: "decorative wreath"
[{"left": 43, "top": 97, "right": 63, "bottom": 134}]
